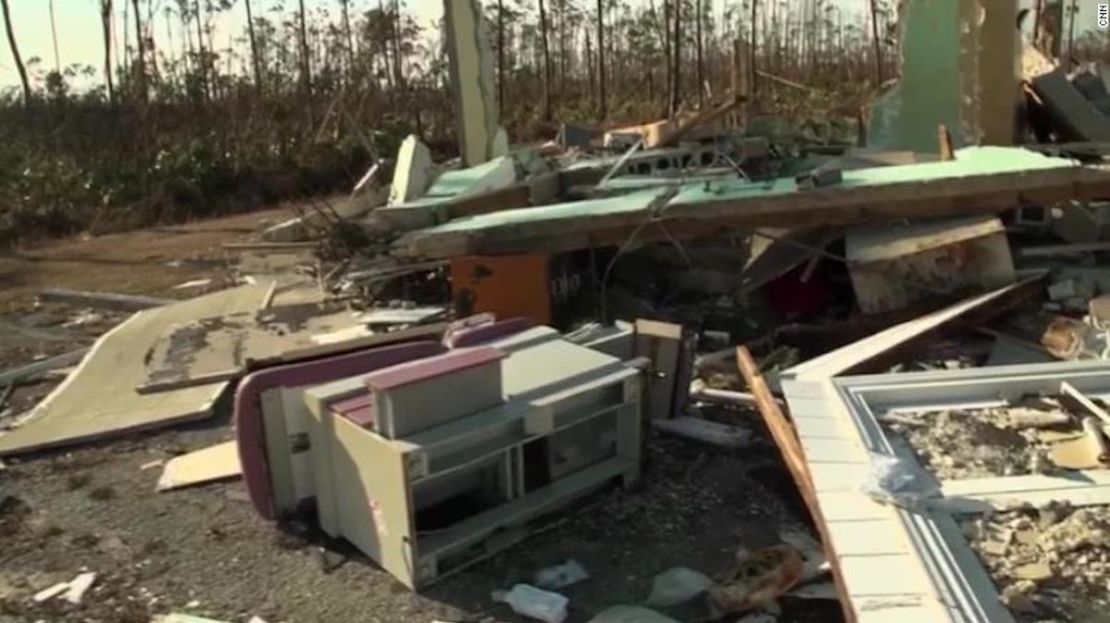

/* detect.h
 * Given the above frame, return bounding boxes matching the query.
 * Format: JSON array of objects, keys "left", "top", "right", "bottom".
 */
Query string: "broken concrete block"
[
  {"left": 389, "top": 135, "right": 435, "bottom": 205},
  {"left": 1032, "top": 69, "right": 1110, "bottom": 142},
  {"left": 645, "top": 567, "right": 713, "bottom": 607}
]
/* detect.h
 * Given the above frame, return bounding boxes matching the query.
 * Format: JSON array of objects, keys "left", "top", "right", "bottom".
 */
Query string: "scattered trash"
[
  {"left": 707, "top": 545, "right": 805, "bottom": 616},
  {"left": 861, "top": 452, "right": 941, "bottom": 510},
  {"left": 491, "top": 584, "right": 568, "bottom": 623},
  {"left": 32, "top": 581, "right": 69, "bottom": 603},
  {"left": 787, "top": 581, "right": 838, "bottom": 600},
  {"left": 63, "top": 310, "right": 104, "bottom": 327},
  {"left": 174, "top": 278, "right": 214, "bottom": 290},
  {"left": 533, "top": 559, "right": 589, "bottom": 590},
  {"left": 63, "top": 571, "right": 96, "bottom": 604},
  {"left": 7, "top": 5, "right": 1110, "bottom": 623},
  {"left": 644, "top": 566, "right": 713, "bottom": 607},
  {"left": 33, "top": 571, "right": 96, "bottom": 604}
]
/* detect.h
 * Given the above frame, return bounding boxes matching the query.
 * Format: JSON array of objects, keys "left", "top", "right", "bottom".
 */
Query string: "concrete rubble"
[{"left": 9, "top": 1, "right": 1110, "bottom": 622}]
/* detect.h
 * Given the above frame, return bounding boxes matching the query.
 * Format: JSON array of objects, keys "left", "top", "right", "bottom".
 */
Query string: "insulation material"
[{"left": 0, "top": 284, "right": 274, "bottom": 456}]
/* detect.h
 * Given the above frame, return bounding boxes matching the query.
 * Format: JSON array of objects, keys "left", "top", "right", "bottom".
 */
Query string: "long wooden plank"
[
  {"left": 784, "top": 277, "right": 1042, "bottom": 380},
  {"left": 736, "top": 346, "right": 857, "bottom": 623},
  {"left": 0, "top": 284, "right": 274, "bottom": 456}
]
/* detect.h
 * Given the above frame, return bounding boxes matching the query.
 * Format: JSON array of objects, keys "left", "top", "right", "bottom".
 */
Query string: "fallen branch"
[{"left": 0, "top": 348, "right": 90, "bottom": 387}]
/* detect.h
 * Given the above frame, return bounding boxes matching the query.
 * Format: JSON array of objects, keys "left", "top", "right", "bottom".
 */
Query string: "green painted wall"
[{"left": 870, "top": 0, "right": 965, "bottom": 153}]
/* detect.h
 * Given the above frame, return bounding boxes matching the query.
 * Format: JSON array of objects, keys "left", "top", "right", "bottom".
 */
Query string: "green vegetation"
[{"left": 1, "top": 0, "right": 1100, "bottom": 247}]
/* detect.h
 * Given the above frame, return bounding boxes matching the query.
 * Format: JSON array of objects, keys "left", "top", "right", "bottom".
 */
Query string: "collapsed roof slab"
[{"left": 394, "top": 147, "right": 1110, "bottom": 260}]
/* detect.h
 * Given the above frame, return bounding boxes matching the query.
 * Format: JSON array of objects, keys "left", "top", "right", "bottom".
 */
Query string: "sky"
[{"left": 0, "top": 0, "right": 1100, "bottom": 90}]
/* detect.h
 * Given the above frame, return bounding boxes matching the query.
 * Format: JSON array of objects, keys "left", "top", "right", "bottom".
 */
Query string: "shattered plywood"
[
  {"left": 140, "top": 305, "right": 446, "bottom": 393},
  {"left": 157, "top": 440, "right": 240, "bottom": 491},
  {"left": 0, "top": 284, "right": 274, "bottom": 456}
]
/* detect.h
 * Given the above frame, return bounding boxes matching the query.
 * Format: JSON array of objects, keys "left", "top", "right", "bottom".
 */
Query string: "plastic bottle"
[{"left": 492, "top": 583, "right": 569, "bottom": 623}]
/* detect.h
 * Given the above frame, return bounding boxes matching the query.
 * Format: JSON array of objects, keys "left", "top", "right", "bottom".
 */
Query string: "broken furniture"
[
  {"left": 449, "top": 252, "right": 594, "bottom": 327},
  {"left": 237, "top": 323, "right": 644, "bottom": 589}
]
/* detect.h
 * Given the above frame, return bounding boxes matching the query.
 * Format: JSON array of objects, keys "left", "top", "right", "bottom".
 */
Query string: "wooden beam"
[
  {"left": 938, "top": 124, "right": 954, "bottom": 161},
  {"left": 736, "top": 346, "right": 857, "bottom": 623}
]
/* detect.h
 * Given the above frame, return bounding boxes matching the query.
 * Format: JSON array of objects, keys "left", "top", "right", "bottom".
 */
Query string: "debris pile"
[
  {"left": 964, "top": 504, "right": 1110, "bottom": 620},
  {"left": 9, "top": 0, "right": 1110, "bottom": 621}
]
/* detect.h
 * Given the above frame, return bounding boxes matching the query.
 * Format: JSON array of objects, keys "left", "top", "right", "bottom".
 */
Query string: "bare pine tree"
[
  {"left": 0, "top": 0, "right": 31, "bottom": 105},
  {"left": 297, "top": 0, "right": 313, "bottom": 96},
  {"left": 245, "top": 0, "right": 263, "bottom": 93},
  {"left": 101, "top": 0, "right": 115, "bottom": 102},
  {"left": 597, "top": 0, "right": 605, "bottom": 119},
  {"left": 132, "top": 0, "right": 147, "bottom": 101},
  {"left": 538, "top": 0, "right": 553, "bottom": 119}
]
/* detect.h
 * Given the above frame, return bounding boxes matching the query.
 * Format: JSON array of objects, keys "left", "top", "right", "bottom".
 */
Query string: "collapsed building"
[{"left": 6, "top": 0, "right": 1110, "bottom": 622}]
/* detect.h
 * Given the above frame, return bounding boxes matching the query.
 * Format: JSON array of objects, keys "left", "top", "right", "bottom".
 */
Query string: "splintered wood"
[{"left": 735, "top": 346, "right": 856, "bottom": 623}]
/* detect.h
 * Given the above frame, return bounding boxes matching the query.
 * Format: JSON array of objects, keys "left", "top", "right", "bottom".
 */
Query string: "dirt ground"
[
  {"left": 0, "top": 206, "right": 296, "bottom": 314},
  {"left": 0, "top": 423, "right": 835, "bottom": 623},
  {"left": 0, "top": 210, "right": 835, "bottom": 623}
]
